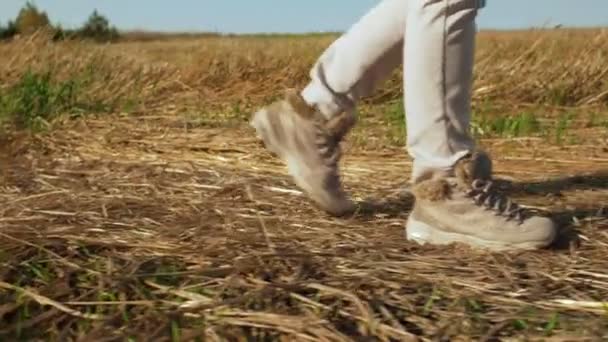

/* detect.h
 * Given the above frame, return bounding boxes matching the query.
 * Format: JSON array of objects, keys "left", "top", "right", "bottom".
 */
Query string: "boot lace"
[
  {"left": 466, "top": 179, "right": 526, "bottom": 223},
  {"left": 313, "top": 117, "right": 342, "bottom": 168}
]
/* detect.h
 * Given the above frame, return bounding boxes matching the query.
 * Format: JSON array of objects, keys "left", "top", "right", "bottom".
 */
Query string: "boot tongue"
[{"left": 454, "top": 151, "right": 493, "bottom": 187}]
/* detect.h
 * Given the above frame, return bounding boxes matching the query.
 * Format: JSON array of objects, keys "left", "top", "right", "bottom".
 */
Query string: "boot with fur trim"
[
  {"left": 406, "top": 151, "right": 557, "bottom": 251},
  {"left": 250, "top": 89, "right": 356, "bottom": 216}
]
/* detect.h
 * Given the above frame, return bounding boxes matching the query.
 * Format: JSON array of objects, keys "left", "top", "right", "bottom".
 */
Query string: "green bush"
[
  {"left": 51, "top": 25, "right": 78, "bottom": 42},
  {"left": 0, "top": 4, "right": 120, "bottom": 42},
  {"left": 472, "top": 112, "right": 542, "bottom": 138},
  {"left": 15, "top": 1, "right": 51, "bottom": 34},
  {"left": 0, "top": 20, "right": 18, "bottom": 40},
  {"left": 0, "top": 70, "right": 77, "bottom": 130},
  {"left": 78, "top": 10, "right": 119, "bottom": 42}
]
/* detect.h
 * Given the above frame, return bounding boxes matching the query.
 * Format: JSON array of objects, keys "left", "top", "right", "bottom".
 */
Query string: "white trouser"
[{"left": 301, "top": 0, "right": 482, "bottom": 181}]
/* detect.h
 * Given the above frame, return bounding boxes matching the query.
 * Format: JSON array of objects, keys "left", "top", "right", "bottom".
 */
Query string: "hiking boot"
[
  {"left": 250, "top": 89, "right": 356, "bottom": 216},
  {"left": 406, "top": 151, "right": 557, "bottom": 251}
]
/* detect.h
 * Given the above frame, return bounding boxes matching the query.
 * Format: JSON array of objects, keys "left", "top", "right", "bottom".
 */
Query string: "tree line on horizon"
[{"left": 0, "top": 1, "right": 119, "bottom": 42}]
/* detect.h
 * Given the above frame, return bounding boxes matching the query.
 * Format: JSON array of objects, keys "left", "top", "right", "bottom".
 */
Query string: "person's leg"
[
  {"left": 404, "top": 0, "right": 557, "bottom": 250},
  {"left": 405, "top": 0, "right": 477, "bottom": 182},
  {"left": 301, "top": 0, "right": 407, "bottom": 121},
  {"left": 251, "top": 0, "right": 408, "bottom": 216}
]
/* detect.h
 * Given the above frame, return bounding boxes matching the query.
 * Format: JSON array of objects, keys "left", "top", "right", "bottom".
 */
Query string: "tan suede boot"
[
  {"left": 407, "top": 152, "right": 557, "bottom": 251},
  {"left": 250, "top": 89, "right": 356, "bottom": 216}
]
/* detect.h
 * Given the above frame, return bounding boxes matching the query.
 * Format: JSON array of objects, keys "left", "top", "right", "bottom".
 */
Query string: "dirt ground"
[
  {"left": 1, "top": 27, "right": 608, "bottom": 341},
  {"left": 1, "top": 109, "right": 608, "bottom": 341}
]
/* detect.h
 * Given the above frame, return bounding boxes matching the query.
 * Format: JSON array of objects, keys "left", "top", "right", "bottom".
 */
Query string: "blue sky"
[{"left": 1, "top": 0, "right": 607, "bottom": 33}]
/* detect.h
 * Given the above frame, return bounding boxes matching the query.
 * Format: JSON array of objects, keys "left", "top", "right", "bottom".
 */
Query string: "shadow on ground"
[
  {"left": 498, "top": 170, "right": 608, "bottom": 195},
  {"left": 503, "top": 170, "right": 608, "bottom": 250}
]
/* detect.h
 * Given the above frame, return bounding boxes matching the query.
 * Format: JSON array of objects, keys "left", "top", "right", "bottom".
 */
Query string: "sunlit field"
[{"left": 1, "top": 28, "right": 607, "bottom": 340}]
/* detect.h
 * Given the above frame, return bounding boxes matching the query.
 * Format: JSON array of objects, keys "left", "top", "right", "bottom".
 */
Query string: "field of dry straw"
[{"left": 1, "top": 28, "right": 608, "bottom": 341}]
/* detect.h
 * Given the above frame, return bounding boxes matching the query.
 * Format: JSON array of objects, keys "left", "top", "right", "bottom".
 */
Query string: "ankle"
[
  {"left": 410, "top": 150, "right": 491, "bottom": 184},
  {"left": 301, "top": 83, "right": 354, "bottom": 120}
]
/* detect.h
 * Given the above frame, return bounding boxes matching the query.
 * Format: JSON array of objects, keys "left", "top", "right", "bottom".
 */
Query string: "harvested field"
[{"left": 1, "top": 29, "right": 608, "bottom": 341}]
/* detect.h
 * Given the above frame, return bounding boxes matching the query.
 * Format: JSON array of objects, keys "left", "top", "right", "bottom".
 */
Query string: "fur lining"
[
  {"left": 412, "top": 169, "right": 438, "bottom": 183},
  {"left": 412, "top": 178, "right": 451, "bottom": 201},
  {"left": 412, "top": 150, "right": 493, "bottom": 200},
  {"left": 454, "top": 150, "right": 493, "bottom": 186}
]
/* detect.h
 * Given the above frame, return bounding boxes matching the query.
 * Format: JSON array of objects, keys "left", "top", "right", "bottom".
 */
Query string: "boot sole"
[{"left": 406, "top": 215, "right": 554, "bottom": 251}]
